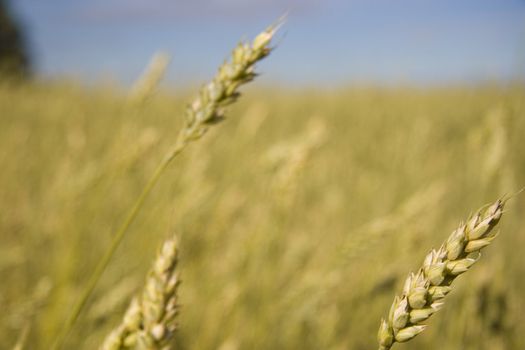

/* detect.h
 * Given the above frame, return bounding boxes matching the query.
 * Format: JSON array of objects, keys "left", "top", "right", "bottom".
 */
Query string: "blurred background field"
[
  {"left": 2, "top": 0, "right": 525, "bottom": 349},
  {"left": 1, "top": 81, "right": 524, "bottom": 349}
]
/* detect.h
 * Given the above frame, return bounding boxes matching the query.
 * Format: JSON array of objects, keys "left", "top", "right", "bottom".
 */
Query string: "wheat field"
[{"left": 1, "top": 76, "right": 524, "bottom": 349}]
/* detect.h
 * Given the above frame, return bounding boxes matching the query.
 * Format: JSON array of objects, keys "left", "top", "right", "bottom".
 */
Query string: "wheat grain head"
[
  {"left": 377, "top": 198, "right": 506, "bottom": 350},
  {"left": 175, "top": 22, "right": 280, "bottom": 149},
  {"left": 100, "top": 238, "right": 179, "bottom": 350},
  {"left": 54, "top": 22, "right": 281, "bottom": 349},
  {"left": 128, "top": 52, "right": 171, "bottom": 105}
]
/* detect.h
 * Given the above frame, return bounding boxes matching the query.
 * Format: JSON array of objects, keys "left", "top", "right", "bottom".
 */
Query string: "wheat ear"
[
  {"left": 100, "top": 298, "right": 141, "bottom": 350},
  {"left": 100, "top": 238, "right": 180, "bottom": 350},
  {"left": 52, "top": 23, "right": 280, "bottom": 349},
  {"left": 137, "top": 238, "right": 180, "bottom": 349},
  {"left": 377, "top": 199, "right": 506, "bottom": 350},
  {"left": 128, "top": 52, "right": 171, "bottom": 105}
]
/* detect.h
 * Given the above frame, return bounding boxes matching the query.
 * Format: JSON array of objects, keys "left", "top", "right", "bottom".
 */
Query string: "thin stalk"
[
  {"left": 51, "top": 21, "right": 279, "bottom": 349},
  {"left": 51, "top": 140, "right": 185, "bottom": 350}
]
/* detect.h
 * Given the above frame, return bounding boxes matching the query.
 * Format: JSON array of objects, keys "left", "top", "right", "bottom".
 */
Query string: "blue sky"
[{"left": 9, "top": 0, "right": 525, "bottom": 86}]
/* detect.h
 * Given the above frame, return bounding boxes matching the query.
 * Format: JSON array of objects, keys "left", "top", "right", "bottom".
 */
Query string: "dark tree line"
[{"left": 0, "top": 0, "right": 31, "bottom": 77}]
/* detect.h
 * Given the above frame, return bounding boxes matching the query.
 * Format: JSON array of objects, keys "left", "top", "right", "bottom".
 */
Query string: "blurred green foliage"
[{"left": 0, "top": 0, "right": 30, "bottom": 78}]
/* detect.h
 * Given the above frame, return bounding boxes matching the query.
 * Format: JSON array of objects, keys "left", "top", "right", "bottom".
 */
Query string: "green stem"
[{"left": 51, "top": 140, "right": 185, "bottom": 350}]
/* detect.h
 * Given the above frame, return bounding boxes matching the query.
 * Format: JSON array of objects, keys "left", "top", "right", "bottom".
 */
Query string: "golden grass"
[
  {"left": 0, "top": 80, "right": 524, "bottom": 349},
  {"left": 49, "top": 23, "right": 278, "bottom": 349}
]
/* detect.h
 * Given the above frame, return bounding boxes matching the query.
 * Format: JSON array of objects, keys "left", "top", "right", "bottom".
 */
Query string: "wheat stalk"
[
  {"left": 12, "top": 323, "right": 30, "bottom": 350},
  {"left": 377, "top": 198, "right": 506, "bottom": 350},
  {"left": 100, "top": 238, "right": 180, "bottom": 350},
  {"left": 52, "top": 22, "right": 281, "bottom": 349}
]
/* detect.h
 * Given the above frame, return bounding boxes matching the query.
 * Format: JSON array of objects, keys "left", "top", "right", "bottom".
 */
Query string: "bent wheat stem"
[{"left": 51, "top": 22, "right": 280, "bottom": 349}]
